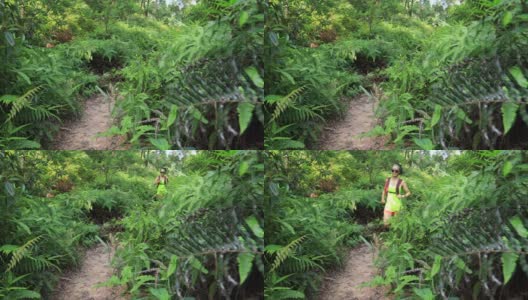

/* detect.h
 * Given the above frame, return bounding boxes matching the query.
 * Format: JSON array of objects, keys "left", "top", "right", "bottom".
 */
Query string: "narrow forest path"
[
  {"left": 319, "top": 94, "right": 385, "bottom": 150},
  {"left": 319, "top": 244, "right": 390, "bottom": 300},
  {"left": 54, "top": 243, "right": 127, "bottom": 300},
  {"left": 51, "top": 93, "right": 125, "bottom": 150}
]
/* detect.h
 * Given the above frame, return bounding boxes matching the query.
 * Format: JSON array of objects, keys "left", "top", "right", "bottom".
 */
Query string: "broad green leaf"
[
  {"left": 509, "top": 66, "right": 528, "bottom": 88},
  {"left": 149, "top": 288, "right": 170, "bottom": 300},
  {"left": 8, "top": 290, "right": 40, "bottom": 299},
  {"left": 130, "top": 125, "right": 155, "bottom": 143},
  {"left": 430, "top": 255, "right": 442, "bottom": 278},
  {"left": 502, "top": 11, "right": 513, "bottom": 27},
  {"left": 245, "top": 215, "right": 263, "bottom": 238},
  {"left": 413, "top": 138, "right": 434, "bottom": 150},
  {"left": 237, "top": 102, "right": 255, "bottom": 134},
  {"left": 503, "top": 161, "right": 513, "bottom": 176},
  {"left": 166, "top": 105, "right": 178, "bottom": 128},
  {"left": 130, "top": 275, "right": 155, "bottom": 293},
  {"left": 431, "top": 104, "right": 442, "bottom": 127},
  {"left": 454, "top": 257, "right": 472, "bottom": 273},
  {"left": 189, "top": 257, "right": 208, "bottom": 274},
  {"left": 501, "top": 102, "right": 519, "bottom": 134},
  {"left": 413, "top": 288, "right": 434, "bottom": 300},
  {"left": 509, "top": 216, "right": 528, "bottom": 238},
  {"left": 394, "top": 275, "right": 419, "bottom": 292},
  {"left": 501, "top": 252, "right": 519, "bottom": 284},
  {"left": 149, "top": 138, "right": 171, "bottom": 150},
  {"left": 244, "top": 67, "right": 264, "bottom": 88},
  {"left": 455, "top": 108, "right": 472, "bottom": 124},
  {"left": 237, "top": 252, "right": 255, "bottom": 284},
  {"left": 9, "top": 139, "right": 41, "bottom": 149},
  {"left": 4, "top": 31, "right": 15, "bottom": 46},
  {"left": 239, "top": 161, "right": 249, "bottom": 176},
  {"left": 166, "top": 255, "right": 178, "bottom": 279},
  {"left": 239, "top": 11, "right": 249, "bottom": 27},
  {"left": 191, "top": 108, "right": 208, "bottom": 124}
]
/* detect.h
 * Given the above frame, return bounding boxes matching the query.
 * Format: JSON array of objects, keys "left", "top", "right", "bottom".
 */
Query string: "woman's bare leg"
[{"left": 383, "top": 211, "right": 392, "bottom": 226}]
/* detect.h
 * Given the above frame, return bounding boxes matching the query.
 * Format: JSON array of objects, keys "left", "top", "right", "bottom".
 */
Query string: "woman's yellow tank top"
[{"left": 385, "top": 181, "right": 403, "bottom": 212}]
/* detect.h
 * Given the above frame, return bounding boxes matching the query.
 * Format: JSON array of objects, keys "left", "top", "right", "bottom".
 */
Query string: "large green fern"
[
  {"left": 0, "top": 86, "right": 48, "bottom": 123},
  {"left": 426, "top": 206, "right": 528, "bottom": 299},
  {"left": 429, "top": 57, "right": 528, "bottom": 149},
  {"left": 0, "top": 235, "right": 43, "bottom": 273}
]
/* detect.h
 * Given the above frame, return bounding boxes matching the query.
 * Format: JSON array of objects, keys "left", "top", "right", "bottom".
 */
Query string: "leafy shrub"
[
  {"left": 0, "top": 44, "right": 98, "bottom": 148},
  {"left": 265, "top": 44, "right": 361, "bottom": 148},
  {"left": 375, "top": 151, "right": 528, "bottom": 299},
  {"left": 378, "top": 1, "right": 528, "bottom": 149},
  {"left": 110, "top": 0, "right": 264, "bottom": 149},
  {"left": 107, "top": 151, "right": 264, "bottom": 299},
  {"left": 0, "top": 154, "right": 98, "bottom": 298}
]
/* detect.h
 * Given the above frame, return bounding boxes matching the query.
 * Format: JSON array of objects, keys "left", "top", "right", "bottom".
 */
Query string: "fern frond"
[
  {"left": 0, "top": 86, "right": 44, "bottom": 123},
  {"left": 266, "top": 87, "right": 306, "bottom": 122},
  {"left": 280, "top": 254, "right": 324, "bottom": 274},
  {"left": 269, "top": 235, "right": 306, "bottom": 272},
  {"left": 157, "top": 206, "right": 263, "bottom": 298},
  {"left": 430, "top": 57, "right": 528, "bottom": 149},
  {"left": 5, "top": 235, "right": 43, "bottom": 273},
  {"left": 427, "top": 206, "right": 528, "bottom": 298},
  {"left": 277, "top": 104, "right": 325, "bottom": 124}
]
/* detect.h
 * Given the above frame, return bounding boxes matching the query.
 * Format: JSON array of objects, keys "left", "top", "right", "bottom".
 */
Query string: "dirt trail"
[
  {"left": 51, "top": 93, "right": 124, "bottom": 150},
  {"left": 54, "top": 243, "right": 127, "bottom": 300},
  {"left": 319, "top": 244, "right": 389, "bottom": 300},
  {"left": 319, "top": 95, "right": 385, "bottom": 150}
]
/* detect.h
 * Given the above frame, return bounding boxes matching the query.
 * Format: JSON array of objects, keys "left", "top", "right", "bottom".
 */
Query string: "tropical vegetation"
[
  {"left": 265, "top": 0, "right": 528, "bottom": 149},
  {"left": 265, "top": 150, "right": 528, "bottom": 299},
  {"left": 0, "top": 150, "right": 263, "bottom": 299},
  {"left": 1, "top": 0, "right": 263, "bottom": 149}
]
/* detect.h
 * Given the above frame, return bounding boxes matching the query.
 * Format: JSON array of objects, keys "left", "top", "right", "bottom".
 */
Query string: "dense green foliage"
[
  {"left": 265, "top": 0, "right": 528, "bottom": 149},
  {"left": 0, "top": 150, "right": 263, "bottom": 299},
  {"left": 1, "top": 0, "right": 263, "bottom": 149},
  {"left": 265, "top": 150, "right": 528, "bottom": 299}
]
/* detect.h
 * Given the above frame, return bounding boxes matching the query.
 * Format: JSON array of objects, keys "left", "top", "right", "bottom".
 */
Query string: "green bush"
[
  {"left": 0, "top": 193, "right": 98, "bottom": 298},
  {"left": 374, "top": 152, "right": 528, "bottom": 299},
  {"left": 105, "top": 151, "right": 264, "bottom": 299}
]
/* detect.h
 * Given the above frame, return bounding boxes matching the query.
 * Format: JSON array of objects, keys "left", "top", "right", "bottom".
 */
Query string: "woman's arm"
[
  {"left": 399, "top": 181, "right": 411, "bottom": 198},
  {"left": 154, "top": 176, "right": 160, "bottom": 185},
  {"left": 381, "top": 189, "right": 386, "bottom": 204}
]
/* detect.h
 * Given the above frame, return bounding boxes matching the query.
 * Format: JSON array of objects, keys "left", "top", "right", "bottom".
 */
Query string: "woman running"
[
  {"left": 154, "top": 168, "right": 169, "bottom": 198},
  {"left": 381, "top": 163, "right": 411, "bottom": 226}
]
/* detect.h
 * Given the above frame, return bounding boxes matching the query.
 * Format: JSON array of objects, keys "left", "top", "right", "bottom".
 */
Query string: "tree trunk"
[{"left": 145, "top": 0, "right": 151, "bottom": 17}]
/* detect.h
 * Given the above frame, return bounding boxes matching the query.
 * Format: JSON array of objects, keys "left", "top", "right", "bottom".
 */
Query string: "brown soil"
[
  {"left": 319, "top": 95, "right": 386, "bottom": 150},
  {"left": 319, "top": 245, "right": 390, "bottom": 300},
  {"left": 51, "top": 93, "right": 125, "bottom": 150},
  {"left": 53, "top": 243, "right": 127, "bottom": 300}
]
